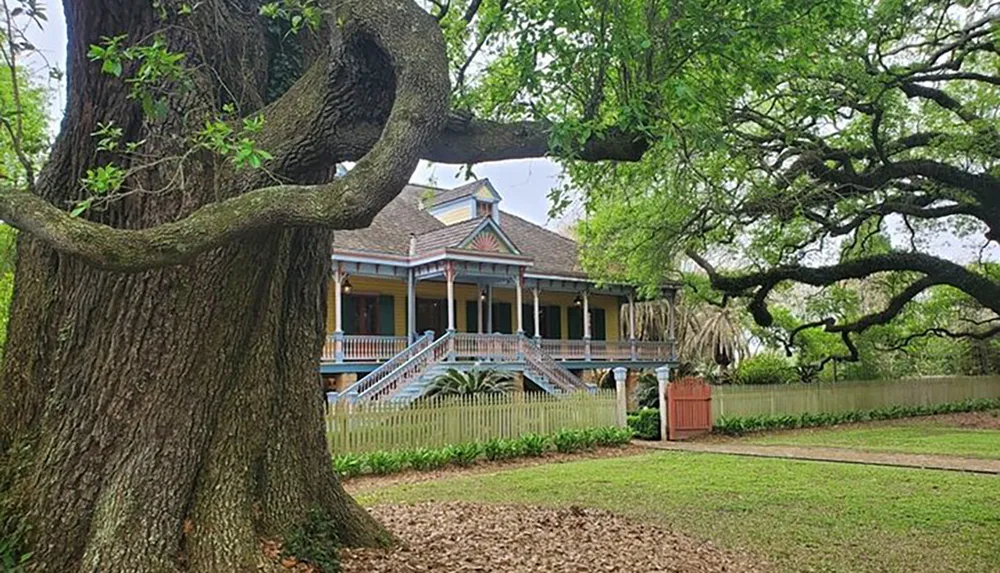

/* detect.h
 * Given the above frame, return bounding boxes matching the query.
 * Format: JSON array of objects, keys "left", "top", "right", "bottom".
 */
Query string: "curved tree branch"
[
  {"left": 0, "top": 0, "right": 451, "bottom": 272},
  {"left": 687, "top": 250, "right": 1000, "bottom": 316}
]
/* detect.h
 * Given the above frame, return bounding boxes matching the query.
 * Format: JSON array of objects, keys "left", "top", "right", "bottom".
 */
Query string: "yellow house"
[{"left": 322, "top": 180, "right": 677, "bottom": 402}]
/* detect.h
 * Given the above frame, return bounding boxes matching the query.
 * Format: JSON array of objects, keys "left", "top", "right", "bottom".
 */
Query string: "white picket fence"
[
  {"left": 711, "top": 376, "right": 1000, "bottom": 422},
  {"left": 326, "top": 390, "right": 618, "bottom": 454}
]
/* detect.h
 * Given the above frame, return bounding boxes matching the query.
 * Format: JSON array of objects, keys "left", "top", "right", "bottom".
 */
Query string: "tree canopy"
[{"left": 577, "top": 0, "right": 1000, "bottom": 367}]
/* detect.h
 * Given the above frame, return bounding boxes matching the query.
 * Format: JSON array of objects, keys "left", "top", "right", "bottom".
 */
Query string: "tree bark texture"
[{"left": 0, "top": 1, "right": 398, "bottom": 571}]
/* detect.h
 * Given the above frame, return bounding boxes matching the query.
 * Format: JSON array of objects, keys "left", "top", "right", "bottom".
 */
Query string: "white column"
[
  {"left": 628, "top": 292, "right": 636, "bottom": 340},
  {"left": 656, "top": 365, "right": 670, "bottom": 442},
  {"left": 446, "top": 263, "right": 456, "bottom": 332},
  {"left": 407, "top": 270, "right": 416, "bottom": 343},
  {"left": 477, "top": 284, "right": 484, "bottom": 334},
  {"left": 613, "top": 367, "right": 628, "bottom": 428},
  {"left": 582, "top": 290, "right": 591, "bottom": 339},
  {"left": 333, "top": 269, "right": 344, "bottom": 333},
  {"left": 532, "top": 286, "right": 541, "bottom": 339},
  {"left": 487, "top": 285, "right": 494, "bottom": 332},
  {"left": 515, "top": 277, "right": 524, "bottom": 334}
]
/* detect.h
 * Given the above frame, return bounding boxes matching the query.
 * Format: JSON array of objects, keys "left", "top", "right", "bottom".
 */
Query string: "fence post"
[
  {"left": 613, "top": 367, "right": 628, "bottom": 428},
  {"left": 656, "top": 365, "right": 670, "bottom": 442}
]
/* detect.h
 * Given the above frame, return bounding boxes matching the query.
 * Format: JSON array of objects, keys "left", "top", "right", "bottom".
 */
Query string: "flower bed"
[{"left": 332, "top": 427, "right": 633, "bottom": 478}]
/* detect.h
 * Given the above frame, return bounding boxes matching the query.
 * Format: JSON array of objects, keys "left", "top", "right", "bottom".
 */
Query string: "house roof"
[
  {"left": 333, "top": 182, "right": 584, "bottom": 276},
  {"left": 420, "top": 180, "right": 485, "bottom": 208},
  {"left": 412, "top": 218, "right": 483, "bottom": 254}
]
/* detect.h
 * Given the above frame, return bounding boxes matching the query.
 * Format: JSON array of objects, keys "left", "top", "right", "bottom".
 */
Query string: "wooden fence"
[
  {"left": 326, "top": 390, "right": 618, "bottom": 454},
  {"left": 711, "top": 376, "right": 1000, "bottom": 422}
]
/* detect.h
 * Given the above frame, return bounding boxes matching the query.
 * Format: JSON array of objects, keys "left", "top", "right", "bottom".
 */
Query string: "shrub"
[
  {"left": 732, "top": 353, "right": 798, "bottom": 385},
  {"left": 405, "top": 447, "right": 448, "bottom": 471},
  {"left": 627, "top": 407, "right": 660, "bottom": 440},
  {"left": 364, "top": 450, "right": 405, "bottom": 475},
  {"left": 633, "top": 371, "right": 660, "bottom": 409},
  {"left": 443, "top": 442, "right": 481, "bottom": 466},
  {"left": 714, "top": 398, "right": 1000, "bottom": 436},
  {"left": 429, "top": 368, "right": 513, "bottom": 396},
  {"left": 553, "top": 429, "right": 586, "bottom": 453},
  {"left": 332, "top": 452, "right": 365, "bottom": 478},
  {"left": 592, "top": 426, "right": 631, "bottom": 447},
  {"left": 483, "top": 438, "right": 521, "bottom": 461},
  {"left": 518, "top": 433, "right": 549, "bottom": 456}
]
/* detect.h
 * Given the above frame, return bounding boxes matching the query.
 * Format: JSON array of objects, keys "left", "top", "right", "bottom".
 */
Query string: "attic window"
[{"left": 477, "top": 201, "right": 491, "bottom": 218}]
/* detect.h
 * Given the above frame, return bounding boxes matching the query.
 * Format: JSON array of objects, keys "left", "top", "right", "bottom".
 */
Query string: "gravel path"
[
  {"left": 635, "top": 440, "right": 1000, "bottom": 474},
  {"left": 341, "top": 502, "right": 767, "bottom": 572}
]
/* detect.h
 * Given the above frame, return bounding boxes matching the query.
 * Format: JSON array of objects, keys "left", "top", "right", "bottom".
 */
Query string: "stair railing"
[
  {"left": 341, "top": 331, "right": 434, "bottom": 400},
  {"left": 517, "top": 334, "right": 588, "bottom": 392},
  {"left": 356, "top": 331, "right": 456, "bottom": 402}
]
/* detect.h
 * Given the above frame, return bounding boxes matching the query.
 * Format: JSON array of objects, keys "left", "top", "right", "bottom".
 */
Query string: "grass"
[
  {"left": 358, "top": 451, "right": 1000, "bottom": 573},
  {"left": 745, "top": 419, "right": 1000, "bottom": 460}
]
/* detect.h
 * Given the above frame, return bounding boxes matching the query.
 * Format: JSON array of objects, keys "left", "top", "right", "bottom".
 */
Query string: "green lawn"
[
  {"left": 746, "top": 421, "right": 1000, "bottom": 459},
  {"left": 358, "top": 452, "right": 1000, "bottom": 573}
]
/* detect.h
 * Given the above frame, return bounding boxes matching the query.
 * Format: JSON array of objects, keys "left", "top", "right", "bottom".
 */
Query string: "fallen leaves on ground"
[{"left": 340, "top": 502, "right": 767, "bottom": 572}]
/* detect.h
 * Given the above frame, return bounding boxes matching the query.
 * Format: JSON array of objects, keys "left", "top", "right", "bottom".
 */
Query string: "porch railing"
[
  {"left": 519, "top": 335, "right": 588, "bottom": 392},
  {"left": 453, "top": 333, "right": 520, "bottom": 361},
  {"left": 539, "top": 338, "right": 675, "bottom": 361},
  {"left": 357, "top": 332, "right": 454, "bottom": 402},
  {"left": 322, "top": 334, "right": 409, "bottom": 362},
  {"left": 339, "top": 332, "right": 434, "bottom": 400}
]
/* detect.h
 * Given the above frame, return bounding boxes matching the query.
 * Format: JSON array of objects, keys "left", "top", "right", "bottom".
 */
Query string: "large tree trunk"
[{"left": 0, "top": 1, "right": 392, "bottom": 571}]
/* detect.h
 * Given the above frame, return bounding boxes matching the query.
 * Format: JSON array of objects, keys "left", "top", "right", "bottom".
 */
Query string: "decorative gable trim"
[{"left": 457, "top": 218, "right": 520, "bottom": 255}]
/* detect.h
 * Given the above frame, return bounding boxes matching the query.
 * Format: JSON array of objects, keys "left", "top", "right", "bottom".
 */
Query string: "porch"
[{"left": 321, "top": 334, "right": 676, "bottom": 363}]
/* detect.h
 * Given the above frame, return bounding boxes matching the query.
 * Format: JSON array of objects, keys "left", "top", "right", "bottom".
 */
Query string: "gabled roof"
[
  {"left": 421, "top": 179, "right": 501, "bottom": 208},
  {"left": 332, "top": 182, "right": 586, "bottom": 277}
]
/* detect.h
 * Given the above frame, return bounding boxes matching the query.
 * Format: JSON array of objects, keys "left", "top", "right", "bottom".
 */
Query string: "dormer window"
[{"left": 477, "top": 200, "right": 491, "bottom": 218}]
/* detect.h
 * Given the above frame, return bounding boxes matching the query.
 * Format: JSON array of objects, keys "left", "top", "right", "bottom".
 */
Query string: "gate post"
[
  {"left": 613, "top": 367, "right": 628, "bottom": 428},
  {"left": 655, "top": 365, "right": 670, "bottom": 442}
]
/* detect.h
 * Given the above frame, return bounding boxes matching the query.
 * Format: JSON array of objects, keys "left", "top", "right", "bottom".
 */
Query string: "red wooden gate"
[{"left": 666, "top": 377, "right": 712, "bottom": 440}]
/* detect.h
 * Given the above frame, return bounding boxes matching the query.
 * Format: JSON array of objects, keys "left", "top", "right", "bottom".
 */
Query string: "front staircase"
[{"left": 337, "top": 333, "right": 592, "bottom": 405}]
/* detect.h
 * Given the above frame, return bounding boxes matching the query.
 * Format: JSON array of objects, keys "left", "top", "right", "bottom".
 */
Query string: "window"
[
  {"left": 343, "top": 294, "right": 394, "bottom": 335},
  {"left": 521, "top": 304, "right": 561, "bottom": 338},
  {"left": 567, "top": 307, "right": 606, "bottom": 340}
]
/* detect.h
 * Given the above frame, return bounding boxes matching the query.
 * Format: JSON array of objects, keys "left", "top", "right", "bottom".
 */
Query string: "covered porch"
[{"left": 323, "top": 251, "right": 677, "bottom": 364}]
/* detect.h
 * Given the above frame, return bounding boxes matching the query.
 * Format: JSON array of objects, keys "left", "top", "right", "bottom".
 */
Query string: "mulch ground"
[
  {"left": 340, "top": 502, "right": 767, "bottom": 573},
  {"left": 342, "top": 445, "right": 651, "bottom": 494},
  {"left": 918, "top": 410, "right": 1000, "bottom": 430}
]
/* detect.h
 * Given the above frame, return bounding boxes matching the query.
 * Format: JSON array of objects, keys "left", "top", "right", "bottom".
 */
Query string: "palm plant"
[
  {"left": 428, "top": 368, "right": 514, "bottom": 396},
  {"left": 623, "top": 297, "right": 749, "bottom": 369}
]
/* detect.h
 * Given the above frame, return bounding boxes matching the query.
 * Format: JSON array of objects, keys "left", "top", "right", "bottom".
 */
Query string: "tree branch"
[
  {"left": 0, "top": 0, "right": 451, "bottom": 272},
  {"left": 425, "top": 115, "right": 650, "bottom": 163}
]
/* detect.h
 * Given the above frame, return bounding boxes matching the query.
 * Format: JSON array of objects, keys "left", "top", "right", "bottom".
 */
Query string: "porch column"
[
  {"left": 532, "top": 286, "right": 541, "bottom": 340},
  {"left": 628, "top": 291, "right": 637, "bottom": 361},
  {"left": 487, "top": 285, "right": 494, "bottom": 332},
  {"left": 445, "top": 262, "right": 456, "bottom": 333},
  {"left": 477, "top": 284, "right": 484, "bottom": 334},
  {"left": 515, "top": 274, "right": 524, "bottom": 334},
  {"left": 333, "top": 266, "right": 345, "bottom": 362},
  {"left": 667, "top": 290, "right": 677, "bottom": 360},
  {"left": 407, "top": 269, "right": 416, "bottom": 344},
  {"left": 583, "top": 290, "right": 591, "bottom": 360}
]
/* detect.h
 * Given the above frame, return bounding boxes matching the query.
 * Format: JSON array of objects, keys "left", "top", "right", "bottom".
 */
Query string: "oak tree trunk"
[{"left": 0, "top": 1, "right": 392, "bottom": 571}]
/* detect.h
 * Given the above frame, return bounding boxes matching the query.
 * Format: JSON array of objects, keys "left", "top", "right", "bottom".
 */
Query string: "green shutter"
[
  {"left": 522, "top": 304, "right": 533, "bottom": 335},
  {"left": 546, "top": 305, "right": 562, "bottom": 339},
  {"left": 342, "top": 295, "right": 358, "bottom": 334},
  {"left": 568, "top": 307, "right": 583, "bottom": 340},
  {"left": 377, "top": 295, "right": 395, "bottom": 335},
  {"left": 465, "top": 300, "right": 479, "bottom": 333},
  {"left": 591, "top": 308, "right": 607, "bottom": 341},
  {"left": 492, "top": 302, "right": 512, "bottom": 334}
]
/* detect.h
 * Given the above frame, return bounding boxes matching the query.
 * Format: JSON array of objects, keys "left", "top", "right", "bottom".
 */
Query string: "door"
[{"left": 416, "top": 298, "right": 446, "bottom": 335}]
